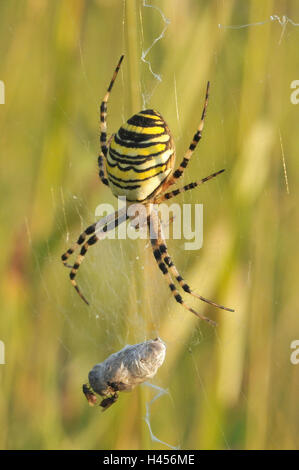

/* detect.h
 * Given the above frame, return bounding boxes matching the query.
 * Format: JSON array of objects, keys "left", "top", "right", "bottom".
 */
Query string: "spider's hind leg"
[
  {"left": 61, "top": 222, "right": 98, "bottom": 268},
  {"left": 148, "top": 211, "right": 216, "bottom": 326},
  {"left": 62, "top": 208, "right": 129, "bottom": 305},
  {"left": 157, "top": 222, "right": 234, "bottom": 313}
]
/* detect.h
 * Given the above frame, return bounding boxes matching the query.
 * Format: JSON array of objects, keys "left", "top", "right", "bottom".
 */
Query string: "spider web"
[{"left": 29, "top": 0, "right": 298, "bottom": 451}]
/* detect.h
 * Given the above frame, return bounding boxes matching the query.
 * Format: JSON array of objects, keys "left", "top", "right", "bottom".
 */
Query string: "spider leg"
[
  {"left": 166, "top": 81, "right": 210, "bottom": 187},
  {"left": 154, "top": 169, "right": 225, "bottom": 203},
  {"left": 98, "top": 55, "right": 124, "bottom": 185},
  {"left": 98, "top": 134, "right": 116, "bottom": 186},
  {"left": 107, "top": 133, "right": 115, "bottom": 147},
  {"left": 61, "top": 208, "right": 127, "bottom": 268},
  {"left": 157, "top": 218, "right": 234, "bottom": 312},
  {"left": 61, "top": 222, "right": 97, "bottom": 268},
  {"left": 148, "top": 210, "right": 216, "bottom": 326},
  {"left": 98, "top": 153, "right": 109, "bottom": 186},
  {"left": 66, "top": 209, "right": 129, "bottom": 305}
]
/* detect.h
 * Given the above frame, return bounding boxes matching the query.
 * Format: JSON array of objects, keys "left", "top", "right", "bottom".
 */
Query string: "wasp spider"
[{"left": 61, "top": 55, "right": 234, "bottom": 325}]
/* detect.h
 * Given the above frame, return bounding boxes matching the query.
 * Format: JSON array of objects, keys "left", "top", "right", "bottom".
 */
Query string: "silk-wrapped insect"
[{"left": 83, "top": 338, "right": 166, "bottom": 410}]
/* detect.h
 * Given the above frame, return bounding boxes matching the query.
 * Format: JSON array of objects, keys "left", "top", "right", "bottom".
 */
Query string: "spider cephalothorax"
[{"left": 61, "top": 55, "right": 234, "bottom": 325}]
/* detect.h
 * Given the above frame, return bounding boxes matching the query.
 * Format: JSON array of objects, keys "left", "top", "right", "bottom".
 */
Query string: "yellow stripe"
[
  {"left": 139, "top": 134, "right": 170, "bottom": 144},
  {"left": 137, "top": 113, "right": 161, "bottom": 120},
  {"left": 110, "top": 140, "right": 166, "bottom": 157},
  {"left": 109, "top": 169, "right": 172, "bottom": 202},
  {"left": 126, "top": 124, "right": 165, "bottom": 135},
  {"left": 107, "top": 149, "right": 173, "bottom": 170},
  {"left": 107, "top": 163, "right": 167, "bottom": 182}
]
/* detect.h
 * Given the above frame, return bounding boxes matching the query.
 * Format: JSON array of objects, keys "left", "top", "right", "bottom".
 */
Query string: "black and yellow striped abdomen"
[{"left": 106, "top": 110, "right": 175, "bottom": 202}]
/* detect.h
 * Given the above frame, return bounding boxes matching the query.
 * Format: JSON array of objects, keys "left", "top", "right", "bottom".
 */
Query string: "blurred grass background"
[{"left": 0, "top": 0, "right": 298, "bottom": 450}]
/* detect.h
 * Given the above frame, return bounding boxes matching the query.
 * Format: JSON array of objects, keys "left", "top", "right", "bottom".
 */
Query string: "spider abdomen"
[{"left": 107, "top": 109, "right": 175, "bottom": 202}]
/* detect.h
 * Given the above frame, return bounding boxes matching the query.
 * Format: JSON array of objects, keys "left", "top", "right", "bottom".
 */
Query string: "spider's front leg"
[
  {"left": 98, "top": 55, "right": 124, "bottom": 186},
  {"left": 165, "top": 81, "right": 210, "bottom": 190}
]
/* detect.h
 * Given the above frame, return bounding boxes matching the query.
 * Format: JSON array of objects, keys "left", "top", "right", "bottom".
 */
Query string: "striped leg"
[
  {"left": 63, "top": 209, "right": 129, "bottom": 305},
  {"left": 167, "top": 81, "right": 210, "bottom": 186},
  {"left": 157, "top": 221, "right": 234, "bottom": 312},
  {"left": 154, "top": 169, "right": 225, "bottom": 203},
  {"left": 98, "top": 55, "right": 124, "bottom": 185},
  {"left": 98, "top": 154, "right": 109, "bottom": 186},
  {"left": 98, "top": 133, "right": 116, "bottom": 185},
  {"left": 61, "top": 222, "right": 97, "bottom": 268},
  {"left": 148, "top": 210, "right": 216, "bottom": 326},
  {"left": 61, "top": 208, "right": 127, "bottom": 268}
]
